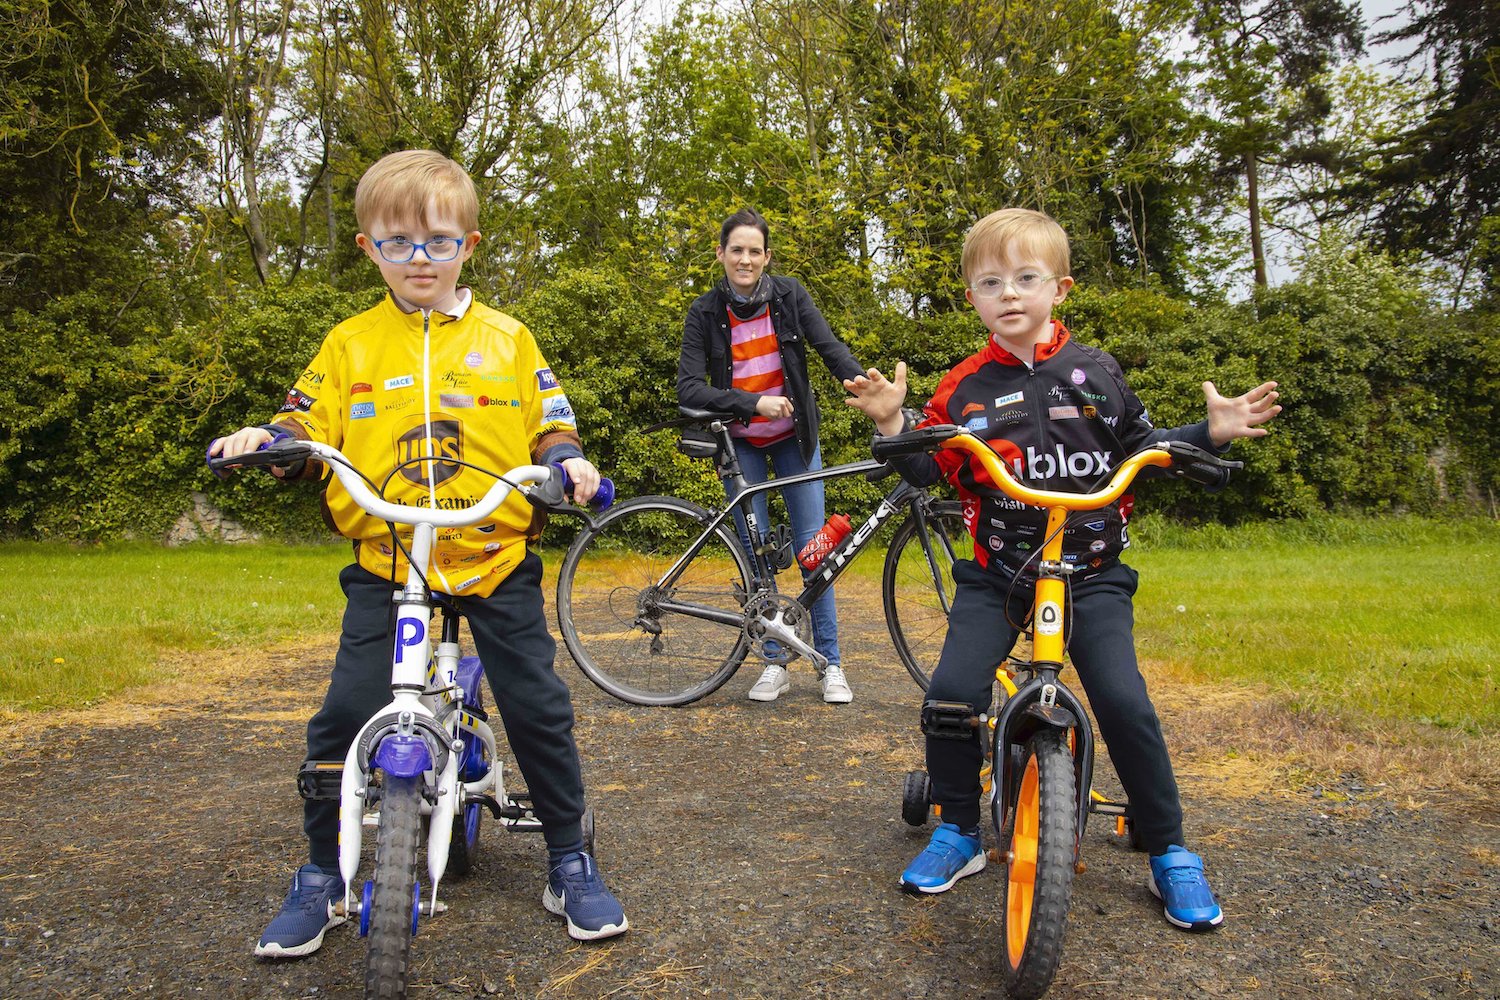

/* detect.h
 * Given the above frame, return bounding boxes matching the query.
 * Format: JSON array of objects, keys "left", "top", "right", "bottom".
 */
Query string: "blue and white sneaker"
[
  {"left": 900, "top": 822, "right": 986, "bottom": 894},
  {"left": 254, "top": 864, "right": 345, "bottom": 958},
  {"left": 543, "top": 852, "right": 629, "bottom": 940},
  {"left": 1148, "top": 846, "right": 1224, "bottom": 931}
]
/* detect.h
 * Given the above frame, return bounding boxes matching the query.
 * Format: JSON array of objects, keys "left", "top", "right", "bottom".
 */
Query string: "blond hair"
[
  {"left": 355, "top": 150, "right": 479, "bottom": 233},
  {"left": 961, "top": 208, "right": 1070, "bottom": 282}
]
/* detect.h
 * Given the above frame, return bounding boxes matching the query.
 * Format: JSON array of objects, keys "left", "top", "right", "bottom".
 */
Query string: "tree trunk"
[{"left": 1245, "top": 149, "right": 1267, "bottom": 287}]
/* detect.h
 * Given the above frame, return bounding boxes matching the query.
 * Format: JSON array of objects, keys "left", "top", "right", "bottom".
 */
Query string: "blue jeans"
[{"left": 726, "top": 435, "right": 841, "bottom": 668}]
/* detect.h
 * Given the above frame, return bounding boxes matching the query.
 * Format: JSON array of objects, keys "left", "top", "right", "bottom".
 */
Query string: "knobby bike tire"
[
  {"left": 557, "top": 495, "right": 754, "bottom": 706},
  {"left": 364, "top": 773, "right": 423, "bottom": 1000},
  {"left": 999, "top": 728, "right": 1077, "bottom": 1000},
  {"left": 882, "top": 499, "right": 967, "bottom": 690}
]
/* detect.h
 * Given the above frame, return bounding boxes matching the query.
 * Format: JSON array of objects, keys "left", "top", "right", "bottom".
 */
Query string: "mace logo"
[
  {"left": 394, "top": 415, "right": 463, "bottom": 487},
  {"left": 385, "top": 374, "right": 415, "bottom": 390}
]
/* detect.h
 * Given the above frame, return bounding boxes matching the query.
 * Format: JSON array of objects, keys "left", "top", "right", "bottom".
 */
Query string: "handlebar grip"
[
  {"left": 206, "top": 438, "right": 313, "bottom": 474},
  {"left": 870, "top": 424, "right": 962, "bottom": 462},
  {"left": 549, "top": 463, "right": 615, "bottom": 512},
  {"left": 1164, "top": 441, "right": 1243, "bottom": 489}
]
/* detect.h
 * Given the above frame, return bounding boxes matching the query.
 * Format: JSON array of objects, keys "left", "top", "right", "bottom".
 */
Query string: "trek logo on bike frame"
[{"left": 811, "top": 499, "right": 903, "bottom": 584}]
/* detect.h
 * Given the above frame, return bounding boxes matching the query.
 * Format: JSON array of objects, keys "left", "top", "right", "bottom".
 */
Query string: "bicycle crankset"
[{"left": 742, "top": 592, "right": 811, "bottom": 665}]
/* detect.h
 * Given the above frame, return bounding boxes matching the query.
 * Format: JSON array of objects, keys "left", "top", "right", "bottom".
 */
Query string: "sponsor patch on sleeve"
[
  {"left": 541, "top": 392, "right": 577, "bottom": 427},
  {"left": 536, "top": 367, "right": 559, "bottom": 391},
  {"left": 278, "top": 389, "right": 317, "bottom": 414}
]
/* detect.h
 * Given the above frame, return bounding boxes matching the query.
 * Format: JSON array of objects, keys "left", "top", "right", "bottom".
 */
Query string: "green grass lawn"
[
  {"left": 0, "top": 541, "right": 350, "bottom": 710},
  {"left": 2, "top": 518, "right": 1495, "bottom": 731},
  {"left": 1127, "top": 517, "right": 1499, "bottom": 733}
]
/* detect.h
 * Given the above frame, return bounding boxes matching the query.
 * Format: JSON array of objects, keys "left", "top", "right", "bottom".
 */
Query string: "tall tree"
[
  {"left": 1355, "top": 0, "right": 1500, "bottom": 301},
  {"left": 200, "top": 0, "right": 297, "bottom": 285},
  {"left": 0, "top": 0, "right": 218, "bottom": 311},
  {"left": 1190, "top": 0, "right": 1363, "bottom": 286}
]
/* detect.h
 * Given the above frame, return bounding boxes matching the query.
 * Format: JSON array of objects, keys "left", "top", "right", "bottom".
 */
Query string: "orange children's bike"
[{"left": 872, "top": 424, "right": 1241, "bottom": 1000}]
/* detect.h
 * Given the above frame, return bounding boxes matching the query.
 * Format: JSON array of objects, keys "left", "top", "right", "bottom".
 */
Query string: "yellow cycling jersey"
[{"left": 272, "top": 293, "right": 581, "bottom": 597}]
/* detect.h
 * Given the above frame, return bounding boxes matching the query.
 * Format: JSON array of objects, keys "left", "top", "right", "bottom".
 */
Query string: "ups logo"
[{"left": 394, "top": 415, "right": 463, "bottom": 487}]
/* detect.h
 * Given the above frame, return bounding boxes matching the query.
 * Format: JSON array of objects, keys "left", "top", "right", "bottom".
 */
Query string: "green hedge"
[{"left": 2, "top": 247, "right": 1494, "bottom": 541}]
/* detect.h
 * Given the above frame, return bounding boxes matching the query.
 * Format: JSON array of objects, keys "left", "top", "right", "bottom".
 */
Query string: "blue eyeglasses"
[{"left": 371, "top": 236, "right": 466, "bottom": 264}]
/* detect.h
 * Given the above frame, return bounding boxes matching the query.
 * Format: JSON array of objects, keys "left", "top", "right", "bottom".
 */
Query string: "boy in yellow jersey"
[{"left": 209, "top": 150, "right": 626, "bottom": 955}]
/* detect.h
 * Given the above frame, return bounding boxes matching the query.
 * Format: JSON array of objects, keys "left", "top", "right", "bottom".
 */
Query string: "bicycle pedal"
[{"left": 297, "top": 759, "right": 345, "bottom": 801}]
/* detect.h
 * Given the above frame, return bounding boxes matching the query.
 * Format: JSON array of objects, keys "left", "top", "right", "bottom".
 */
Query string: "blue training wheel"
[
  {"left": 359, "top": 879, "right": 374, "bottom": 937},
  {"left": 411, "top": 880, "right": 421, "bottom": 937}
]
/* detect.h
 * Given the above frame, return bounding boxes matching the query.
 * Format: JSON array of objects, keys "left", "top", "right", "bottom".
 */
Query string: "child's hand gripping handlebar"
[
  {"left": 207, "top": 440, "right": 614, "bottom": 525},
  {"left": 871, "top": 425, "right": 1243, "bottom": 507}
]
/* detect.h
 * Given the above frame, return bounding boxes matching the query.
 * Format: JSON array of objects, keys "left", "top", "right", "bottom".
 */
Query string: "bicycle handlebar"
[
  {"left": 871, "top": 425, "right": 1242, "bottom": 509},
  {"left": 208, "top": 440, "right": 614, "bottom": 524}
]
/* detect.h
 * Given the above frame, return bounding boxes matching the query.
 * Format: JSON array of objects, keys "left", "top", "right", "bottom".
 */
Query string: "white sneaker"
[
  {"left": 820, "top": 665, "right": 853, "bottom": 704},
  {"left": 748, "top": 664, "right": 790, "bottom": 702}
]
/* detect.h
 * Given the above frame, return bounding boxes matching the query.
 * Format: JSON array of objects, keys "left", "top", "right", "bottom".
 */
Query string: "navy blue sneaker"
[
  {"left": 900, "top": 822, "right": 986, "bottom": 894},
  {"left": 254, "top": 864, "right": 346, "bottom": 958},
  {"left": 543, "top": 852, "right": 628, "bottom": 940},
  {"left": 1148, "top": 846, "right": 1224, "bottom": 931}
]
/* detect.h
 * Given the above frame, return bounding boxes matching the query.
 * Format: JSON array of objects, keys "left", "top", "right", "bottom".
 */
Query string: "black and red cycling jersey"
[{"left": 891, "top": 320, "right": 1220, "bottom": 581}]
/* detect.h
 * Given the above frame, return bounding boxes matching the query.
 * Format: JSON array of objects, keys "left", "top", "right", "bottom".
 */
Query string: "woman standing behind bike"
[{"left": 677, "top": 208, "right": 867, "bottom": 704}]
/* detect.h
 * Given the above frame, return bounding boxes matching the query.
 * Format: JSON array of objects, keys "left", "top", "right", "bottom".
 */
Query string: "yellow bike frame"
[{"left": 934, "top": 431, "right": 1173, "bottom": 672}]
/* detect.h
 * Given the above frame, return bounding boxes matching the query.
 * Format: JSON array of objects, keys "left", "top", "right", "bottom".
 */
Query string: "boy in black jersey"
[{"left": 844, "top": 208, "right": 1280, "bottom": 930}]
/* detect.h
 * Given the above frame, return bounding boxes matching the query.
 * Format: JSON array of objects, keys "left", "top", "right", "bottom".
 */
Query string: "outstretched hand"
[
  {"left": 1205, "top": 380, "right": 1281, "bottom": 447},
  {"left": 843, "top": 362, "right": 909, "bottom": 436}
]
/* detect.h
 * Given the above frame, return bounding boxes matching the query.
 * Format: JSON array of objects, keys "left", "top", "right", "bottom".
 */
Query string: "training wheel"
[{"left": 901, "top": 770, "right": 931, "bottom": 827}]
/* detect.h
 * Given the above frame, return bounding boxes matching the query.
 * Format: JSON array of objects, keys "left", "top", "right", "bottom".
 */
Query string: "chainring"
[{"left": 742, "top": 591, "right": 810, "bottom": 665}]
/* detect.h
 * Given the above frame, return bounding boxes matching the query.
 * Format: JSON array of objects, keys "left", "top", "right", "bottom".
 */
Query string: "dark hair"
[{"left": 719, "top": 208, "right": 771, "bottom": 249}]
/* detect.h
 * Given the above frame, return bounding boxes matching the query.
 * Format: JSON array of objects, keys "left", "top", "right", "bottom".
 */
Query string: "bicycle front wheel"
[
  {"left": 558, "top": 495, "right": 754, "bottom": 706},
  {"left": 999, "top": 728, "right": 1077, "bottom": 1000},
  {"left": 882, "top": 499, "right": 966, "bottom": 689},
  {"left": 364, "top": 773, "right": 423, "bottom": 999}
]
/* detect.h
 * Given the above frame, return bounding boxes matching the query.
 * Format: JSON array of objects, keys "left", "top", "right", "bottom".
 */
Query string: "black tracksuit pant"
[
  {"left": 303, "top": 553, "right": 585, "bottom": 870},
  {"left": 926, "top": 558, "right": 1185, "bottom": 854}
]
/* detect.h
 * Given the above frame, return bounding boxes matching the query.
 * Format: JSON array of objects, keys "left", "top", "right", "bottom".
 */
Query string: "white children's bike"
[{"left": 210, "top": 437, "right": 612, "bottom": 999}]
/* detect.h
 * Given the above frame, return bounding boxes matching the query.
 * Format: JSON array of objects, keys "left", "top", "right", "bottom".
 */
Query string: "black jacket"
[
  {"left": 892, "top": 322, "right": 1220, "bottom": 581},
  {"left": 677, "top": 275, "right": 864, "bottom": 464}
]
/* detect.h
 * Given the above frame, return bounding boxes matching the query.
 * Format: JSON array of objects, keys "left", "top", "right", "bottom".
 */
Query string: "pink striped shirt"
[{"left": 728, "top": 306, "right": 794, "bottom": 446}]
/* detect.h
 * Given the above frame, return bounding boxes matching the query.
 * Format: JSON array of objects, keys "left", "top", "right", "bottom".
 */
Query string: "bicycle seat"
[{"left": 642, "top": 407, "right": 738, "bottom": 434}]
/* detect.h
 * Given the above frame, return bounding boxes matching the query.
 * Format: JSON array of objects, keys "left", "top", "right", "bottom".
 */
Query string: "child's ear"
[
  {"left": 355, "top": 233, "right": 381, "bottom": 264},
  {"left": 1052, "top": 276, "right": 1074, "bottom": 305}
]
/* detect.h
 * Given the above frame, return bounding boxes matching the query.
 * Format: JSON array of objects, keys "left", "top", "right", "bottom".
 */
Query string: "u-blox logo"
[
  {"left": 394, "top": 415, "right": 463, "bottom": 487},
  {"left": 996, "top": 440, "right": 1114, "bottom": 480}
]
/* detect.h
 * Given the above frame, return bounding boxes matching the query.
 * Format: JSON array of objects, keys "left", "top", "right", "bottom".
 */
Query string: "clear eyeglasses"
[
  {"left": 968, "top": 272, "right": 1057, "bottom": 298},
  {"left": 371, "top": 236, "right": 466, "bottom": 264}
]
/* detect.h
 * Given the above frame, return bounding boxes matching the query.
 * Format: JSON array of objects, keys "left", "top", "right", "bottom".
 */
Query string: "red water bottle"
[{"left": 797, "top": 514, "right": 853, "bottom": 570}]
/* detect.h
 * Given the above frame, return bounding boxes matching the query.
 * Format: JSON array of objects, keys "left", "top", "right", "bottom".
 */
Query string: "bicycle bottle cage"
[
  {"left": 763, "top": 523, "right": 795, "bottom": 572},
  {"left": 297, "top": 759, "right": 345, "bottom": 801},
  {"left": 922, "top": 700, "right": 980, "bottom": 740}
]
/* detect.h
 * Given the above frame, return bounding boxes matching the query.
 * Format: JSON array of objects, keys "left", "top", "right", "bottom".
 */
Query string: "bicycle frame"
[
  {"left": 929, "top": 433, "right": 1175, "bottom": 843},
  {"left": 288, "top": 442, "right": 552, "bottom": 917},
  {"left": 649, "top": 417, "right": 948, "bottom": 669}
]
